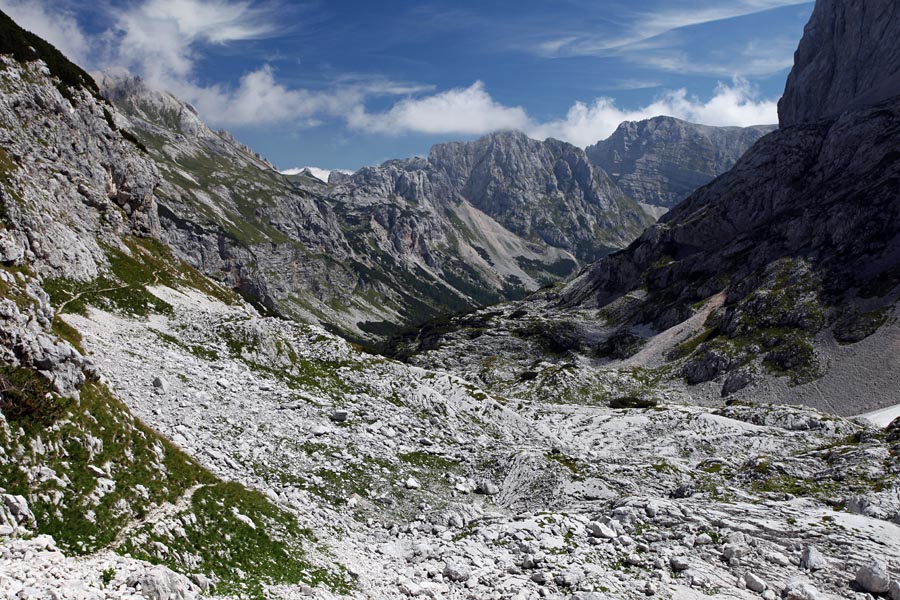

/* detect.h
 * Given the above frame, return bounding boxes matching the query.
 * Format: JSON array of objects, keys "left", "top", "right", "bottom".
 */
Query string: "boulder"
[
  {"left": 745, "top": 572, "right": 767, "bottom": 593},
  {"left": 475, "top": 480, "right": 499, "bottom": 495},
  {"left": 127, "top": 567, "right": 195, "bottom": 600},
  {"left": 669, "top": 556, "right": 690, "bottom": 572},
  {"left": 855, "top": 561, "right": 891, "bottom": 594},
  {"left": 329, "top": 410, "right": 348, "bottom": 423},
  {"left": 587, "top": 521, "right": 617, "bottom": 539},
  {"left": 800, "top": 546, "right": 826, "bottom": 571},
  {"left": 442, "top": 562, "right": 470, "bottom": 583},
  {"left": 781, "top": 581, "right": 827, "bottom": 600}
]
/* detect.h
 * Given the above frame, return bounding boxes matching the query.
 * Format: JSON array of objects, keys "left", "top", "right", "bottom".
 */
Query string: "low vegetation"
[
  {"left": 45, "top": 236, "right": 238, "bottom": 317},
  {"left": 0, "top": 364, "right": 350, "bottom": 596}
]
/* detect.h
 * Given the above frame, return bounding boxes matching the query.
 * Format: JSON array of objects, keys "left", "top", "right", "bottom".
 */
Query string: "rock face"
[
  {"left": 0, "top": 40, "right": 159, "bottom": 396},
  {"left": 99, "top": 73, "right": 650, "bottom": 340},
  {"left": 586, "top": 117, "right": 774, "bottom": 211},
  {"left": 543, "top": 0, "right": 900, "bottom": 409},
  {"left": 779, "top": 0, "right": 900, "bottom": 126}
]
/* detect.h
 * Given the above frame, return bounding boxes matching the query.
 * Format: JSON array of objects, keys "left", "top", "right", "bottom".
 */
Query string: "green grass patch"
[
  {"left": 0, "top": 376, "right": 213, "bottom": 553},
  {"left": 399, "top": 451, "right": 459, "bottom": 471},
  {"left": 45, "top": 236, "right": 239, "bottom": 318},
  {"left": 120, "top": 482, "right": 351, "bottom": 598}
]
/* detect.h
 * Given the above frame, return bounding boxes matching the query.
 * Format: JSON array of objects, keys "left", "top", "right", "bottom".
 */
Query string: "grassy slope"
[{"left": 0, "top": 244, "right": 350, "bottom": 597}]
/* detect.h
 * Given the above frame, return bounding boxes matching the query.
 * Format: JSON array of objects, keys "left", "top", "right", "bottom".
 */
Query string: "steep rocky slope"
[
  {"left": 99, "top": 75, "right": 650, "bottom": 342},
  {"left": 779, "top": 0, "right": 900, "bottom": 126},
  {"left": 394, "top": 0, "right": 900, "bottom": 417},
  {"left": 0, "top": 17, "right": 350, "bottom": 598},
  {"left": 336, "top": 131, "right": 650, "bottom": 263},
  {"left": 586, "top": 117, "right": 774, "bottom": 213}
]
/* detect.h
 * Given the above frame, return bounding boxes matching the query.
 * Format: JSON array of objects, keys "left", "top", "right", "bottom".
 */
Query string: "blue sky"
[{"left": 0, "top": 0, "right": 814, "bottom": 172}]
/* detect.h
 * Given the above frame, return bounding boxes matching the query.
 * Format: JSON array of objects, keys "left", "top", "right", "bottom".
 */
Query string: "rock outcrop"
[
  {"left": 586, "top": 117, "right": 774, "bottom": 211},
  {"left": 334, "top": 130, "right": 650, "bottom": 262},
  {"left": 779, "top": 0, "right": 900, "bottom": 126},
  {"left": 0, "top": 45, "right": 159, "bottom": 396}
]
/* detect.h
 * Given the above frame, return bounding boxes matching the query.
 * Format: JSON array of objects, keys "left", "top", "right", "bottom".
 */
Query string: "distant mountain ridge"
[
  {"left": 333, "top": 130, "right": 650, "bottom": 263},
  {"left": 96, "top": 74, "right": 652, "bottom": 341},
  {"left": 586, "top": 116, "right": 775, "bottom": 211},
  {"left": 93, "top": 71, "right": 780, "bottom": 343}
]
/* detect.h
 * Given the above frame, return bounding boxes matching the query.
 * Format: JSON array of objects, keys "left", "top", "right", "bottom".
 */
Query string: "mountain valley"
[{"left": 0, "top": 1, "right": 899, "bottom": 599}]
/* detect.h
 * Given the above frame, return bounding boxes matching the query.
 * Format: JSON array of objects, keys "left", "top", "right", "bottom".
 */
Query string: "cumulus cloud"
[
  {"left": 348, "top": 81, "right": 530, "bottom": 135},
  {"left": 166, "top": 66, "right": 365, "bottom": 127},
  {"left": 281, "top": 167, "right": 354, "bottom": 181},
  {"left": 0, "top": 0, "right": 92, "bottom": 65},
  {"left": 528, "top": 79, "right": 777, "bottom": 147},
  {"left": 352, "top": 79, "right": 777, "bottom": 147}
]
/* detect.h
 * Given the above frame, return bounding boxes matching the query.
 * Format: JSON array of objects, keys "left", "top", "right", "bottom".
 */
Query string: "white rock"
[
  {"left": 554, "top": 570, "right": 583, "bottom": 587},
  {"left": 405, "top": 477, "right": 420, "bottom": 490},
  {"left": 745, "top": 572, "right": 767, "bottom": 593},
  {"left": 781, "top": 581, "right": 827, "bottom": 600},
  {"left": 87, "top": 464, "right": 107, "bottom": 478},
  {"left": 475, "top": 480, "right": 499, "bottom": 495},
  {"left": 855, "top": 561, "right": 891, "bottom": 594},
  {"left": 800, "top": 546, "right": 826, "bottom": 571},
  {"left": 443, "top": 562, "right": 470, "bottom": 583},
  {"left": 587, "top": 521, "right": 617, "bottom": 539},
  {"left": 127, "top": 567, "right": 195, "bottom": 600}
]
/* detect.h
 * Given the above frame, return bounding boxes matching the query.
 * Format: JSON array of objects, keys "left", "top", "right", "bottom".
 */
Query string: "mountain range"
[
  {"left": 96, "top": 71, "right": 771, "bottom": 343},
  {"left": 1, "top": 1, "right": 899, "bottom": 600}
]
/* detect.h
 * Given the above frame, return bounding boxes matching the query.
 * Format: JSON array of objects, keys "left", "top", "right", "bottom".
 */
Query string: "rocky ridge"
[
  {"left": 99, "top": 75, "right": 652, "bottom": 342},
  {"left": 586, "top": 117, "right": 774, "bottom": 213},
  {"left": 0, "top": 19, "right": 351, "bottom": 598}
]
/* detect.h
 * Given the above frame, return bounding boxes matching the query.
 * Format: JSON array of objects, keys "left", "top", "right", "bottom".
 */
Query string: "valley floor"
[{"left": 3, "top": 283, "right": 896, "bottom": 599}]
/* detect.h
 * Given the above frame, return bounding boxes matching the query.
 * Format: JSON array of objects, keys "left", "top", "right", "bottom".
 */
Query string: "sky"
[{"left": 0, "top": 0, "right": 814, "bottom": 173}]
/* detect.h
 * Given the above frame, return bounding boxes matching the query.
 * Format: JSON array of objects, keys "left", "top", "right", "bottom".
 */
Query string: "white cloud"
[
  {"left": 168, "top": 66, "right": 368, "bottom": 127},
  {"left": 536, "top": 0, "right": 812, "bottom": 58},
  {"left": 348, "top": 81, "right": 530, "bottom": 135},
  {"left": 528, "top": 0, "right": 811, "bottom": 78},
  {"left": 109, "top": 0, "right": 277, "bottom": 81},
  {"left": 639, "top": 0, "right": 812, "bottom": 39},
  {"left": 0, "top": 0, "right": 91, "bottom": 65},
  {"left": 529, "top": 79, "right": 776, "bottom": 147},
  {"left": 281, "top": 167, "right": 353, "bottom": 181},
  {"left": 351, "top": 79, "right": 776, "bottom": 147},
  {"left": 2, "top": 0, "right": 779, "bottom": 146}
]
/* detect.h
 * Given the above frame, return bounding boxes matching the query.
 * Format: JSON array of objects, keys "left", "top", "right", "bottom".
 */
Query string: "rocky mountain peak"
[
  {"left": 779, "top": 0, "right": 900, "bottom": 126},
  {"left": 586, "top": 116, "right": 775, "bottom": 211}
]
